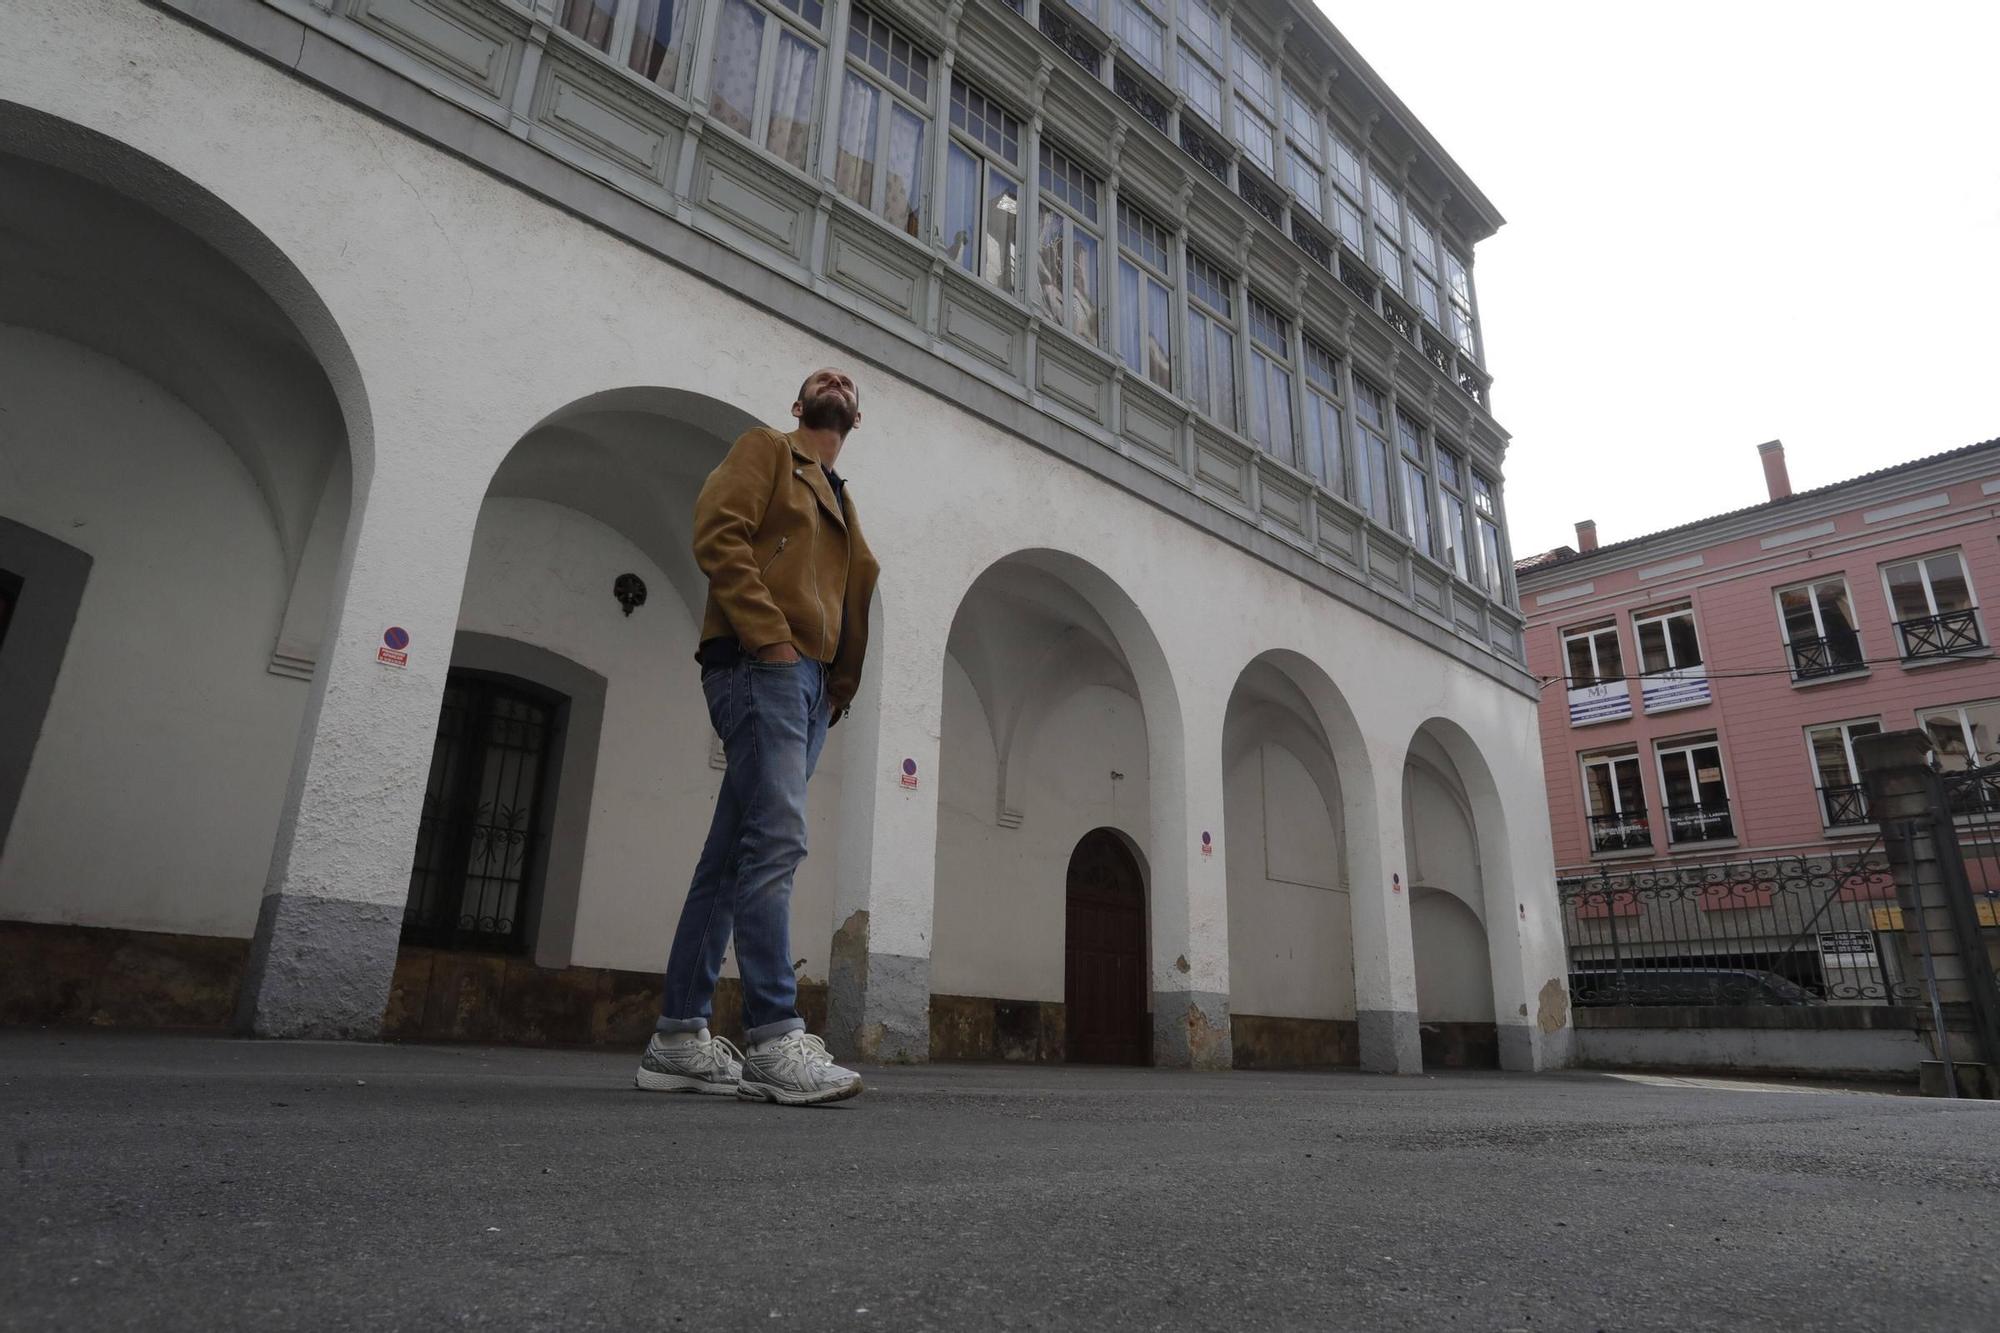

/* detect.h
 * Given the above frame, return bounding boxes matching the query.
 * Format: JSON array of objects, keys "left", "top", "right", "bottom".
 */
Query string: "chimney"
[
  {"left": 1758, "top": 439, "right": 1792, "bottom": 501},
  {"left": 1575, "top": 520, "right": 1598, "bottom": 553}
]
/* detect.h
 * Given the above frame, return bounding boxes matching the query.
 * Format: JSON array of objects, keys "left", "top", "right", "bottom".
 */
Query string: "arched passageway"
[
  {"left": 928, "top": 551, "right": 1178, "bottom": 1064},
  {"left": 0, "top": 144, "right": 353, "bottom": 1024},
  {"left": 1221, "top": 655, "right": 1359, "bottom": 1069},
  {"left": 1403, "top": 726, "right": 1501, "bottom": 1069}
]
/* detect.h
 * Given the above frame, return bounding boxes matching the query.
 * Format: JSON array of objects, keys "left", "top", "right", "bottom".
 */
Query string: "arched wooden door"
[{"left": 1064, "top": 829, "right": 1149, "bottom": 1065}]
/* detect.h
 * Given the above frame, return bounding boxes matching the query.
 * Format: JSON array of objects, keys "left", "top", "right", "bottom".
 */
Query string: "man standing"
[{"left": 635, "top": 368, "right": 879, "bottom": 1106}]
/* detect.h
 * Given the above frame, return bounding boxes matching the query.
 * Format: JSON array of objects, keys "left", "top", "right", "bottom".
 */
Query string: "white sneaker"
[
  {"left": 634, "top": 1030, "right": 743, "bottom": 1095},
  {"left": 737, "top": 1031, "right": 864, "bottom": 1106}
]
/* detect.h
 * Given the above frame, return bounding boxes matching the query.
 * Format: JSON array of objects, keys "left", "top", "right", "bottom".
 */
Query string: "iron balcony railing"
[
  {"left": 1788, "top": 629, "right": 1865, "bottom": 680},
  {"left": 1818, "top": 783, "right": 1871, "bottom": 828},
  {"left": 1588, "top": 812, "right": 1653, "bottom": 853},
  {"left": 1943, "top": 768, "right": 2000, "bottom": 816},
  {"left": 1665, "top": 800, "right": 1735, "bottom": 845},
  {"left": 1895, "top": 607, "right": 1983, "bottom": 661}
]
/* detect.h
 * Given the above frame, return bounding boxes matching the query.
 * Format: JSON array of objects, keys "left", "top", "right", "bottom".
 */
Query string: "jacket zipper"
[
  {"left": 760, "top": 536, "right": 789, "bottom": 575},
  {"left": 807, "top": 489, "right": 827, "bottom": 659}
]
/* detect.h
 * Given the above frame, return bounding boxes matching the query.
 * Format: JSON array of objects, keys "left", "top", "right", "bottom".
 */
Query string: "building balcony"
[
  {"left": 1817, "top": 783, "right": 1871, "bottom": 828},
  {"left": 1587, "top": 812, "right": 1652, "bottom": 854},
  {"left": 1942, "top": 768, "right": 2000, "bottom": 816},
  {"left": 1895, "top": 608, "right": 1983, "bottom": 662},
  {"left": 1664, "top": 800, "right": 1735, "bottom": 845},
  {"left": 1788, "top": 629, "right": 1865, "bottom": 681}
]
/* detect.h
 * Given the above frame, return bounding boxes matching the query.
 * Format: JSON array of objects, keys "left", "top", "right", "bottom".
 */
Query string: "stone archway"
[{"left": 0, "top": 133, "right": 358, "bottom": 1030}]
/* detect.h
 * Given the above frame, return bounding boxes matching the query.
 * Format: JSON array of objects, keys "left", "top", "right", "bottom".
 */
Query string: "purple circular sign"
[
  {"left": 383, "top": 626, "right": 410, "bottom": 651},
  {"left": 1200, "top": 831, "right": 1212, "bottom": 847},
  {"left": 902, "top": 758, "right": 918, "bottom": 776}
]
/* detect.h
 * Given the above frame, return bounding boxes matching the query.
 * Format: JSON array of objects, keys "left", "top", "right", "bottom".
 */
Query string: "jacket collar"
[{"left": 785, "top": 428, "right": 848, "bottom": 530}]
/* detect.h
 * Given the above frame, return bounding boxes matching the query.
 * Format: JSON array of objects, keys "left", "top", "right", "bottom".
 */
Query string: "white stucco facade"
[{"left": 0, "top": 0, "right": 1569, "bottom": 1071}]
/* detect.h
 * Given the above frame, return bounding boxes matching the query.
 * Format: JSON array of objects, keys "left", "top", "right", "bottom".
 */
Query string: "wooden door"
[{"left": 1064, "top": 829, "right": 1148, "bottom": 1065}]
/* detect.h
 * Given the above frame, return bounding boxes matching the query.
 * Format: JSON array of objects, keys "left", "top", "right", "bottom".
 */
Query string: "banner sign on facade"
[
  {"left": 1641, "top": 664, "right": 1712, "bottom": 714},
  {"left": 1567, "top": 681, "right": 1632, "bottom": 727}
]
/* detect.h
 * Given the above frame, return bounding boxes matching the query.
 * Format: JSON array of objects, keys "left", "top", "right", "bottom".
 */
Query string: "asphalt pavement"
[{"left": 3, "top": 1032, "right": 1996, "bottom": 1331}]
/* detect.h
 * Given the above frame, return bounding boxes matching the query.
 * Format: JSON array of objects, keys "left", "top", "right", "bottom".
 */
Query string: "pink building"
[{"left": 1516, "top": 438, "right": 2000, "bottom": 875}]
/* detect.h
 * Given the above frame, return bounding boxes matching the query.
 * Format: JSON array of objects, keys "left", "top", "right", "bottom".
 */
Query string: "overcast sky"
[{"left": 1319, "top": 1, "right": 2000, "bottom": 559}]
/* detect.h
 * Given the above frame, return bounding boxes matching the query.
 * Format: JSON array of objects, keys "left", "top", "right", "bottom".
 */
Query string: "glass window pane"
[
  {"left": 1037, "top": 211, "right": 1066, "bottom": 324},
  {"left": 1816, "top": 580, "right": 1856, "bottom": 636},
  {"left": 1668, "top": 614, "right": 1703, "bottom": 668},
  {"left": 1884, "top": 559, "right": 1932, "bottom": 620},
  {"left": 1183, "top": 0, "right": 1222, "bottom": 56},
  {"left": 1778, "top": 586, "right": 1818, "bottom": 644},
  {"left": 1480, "top": 519, "right": 1502, "bottom": 597},
  {"left": 1210, "top": 325, "right": 1237, "bottom": 430},
  {"left": 1402, "top": 461, "right": 1432, "bottom": 554},
  {"left": 1145, "top": 277, "right": 1173, "bottom": 390},
  {"left": 1186, "top": 308, "right": 1210, "bottom": 412},
  {"left": 1268, "top": 364, "right": 1294, "bottom": 465},
  {"left": 627, "top": 0, "right": 689, "bottom": 83},
  {"left": 1965, "top": 701, "right": 2000, "bottom": 764},
  {"left": 1287, "top": 149, "right": 1320, "bottom": 215},
  {"left": 1365, "top": 432, "right": 1394, "bottom": 525},
  {"left": 1334, "top": 198, "right": 1363, "bottom": 250},
  {"left": 1614, "top": 758, "right": 1646, "bottom": 813},
  {"left": 834, "top": 73, "right": 879, "bottom": 211},
  {"left": 1923, "top": 710, "right": 1973, "bottom": 768},
  {"left": 1927, "top": 553, "right": 1973, "bottom": 613},
  {"left": 1810, "top": 727, "right": 1852, "bottom": 785},
  {"left": 883, "top": 103, "right": 925, "bottom": 236},
  {"left": 1238, "top": 104, "right": 1275, "bottom": 173},
  {"left": 1180, "top": 55, "right": 1222, "bottom": 125},
  {"left": 560, "top": 0, "right": 618, "bottom": 52},
  {"left": 1637, "top": 619, "right": 1669, "bottom": 675},
  {"left": 1117, "top": 258, "right": 1142, "bottom": 374},
  {"left": 1659, "top": 751, "right": 1696, "bottom": 807},
  {"left": 1118, "top": 0, "right": 1164, "bottom": 73},
  {"left": 1248, "top": 353, "right": 1271, "bottom": 451},
  {"left": 1071, "top": 230, "right": 1100, "bottom": 342},
  {"left": 766, "top": 32, "right": 820, "bottom": 170},
  {"left": 982, "top": 168, "right": 1019, "bottom": 288},
  {"left": 1564, "top": 634, "right": 1595, "bottom": 686},
  {"left": 1442, "top": 493, "right": 1469, "bottom": 580},
  {"left": 944, "top": 144, "right": 979, "bottom": 272},
  {"left": 1584, "top": 762, "right": 1616, "bottom": 818},
  {"left": 708, "top": 0, "right": 765, "bottom": 139}
]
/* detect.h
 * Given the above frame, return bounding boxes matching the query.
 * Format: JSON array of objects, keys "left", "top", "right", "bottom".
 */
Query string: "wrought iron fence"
[
  {"left": 1557, "top": 844, "right": 1922, "bottom": 1006},
  {"left": 1895, "top": 607, "right": 1983, "bottom": 661}
]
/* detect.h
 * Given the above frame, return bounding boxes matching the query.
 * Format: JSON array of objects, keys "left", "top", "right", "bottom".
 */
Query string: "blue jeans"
[{"left": 657, "top": 656, "right": 828, "bottom": 1044}]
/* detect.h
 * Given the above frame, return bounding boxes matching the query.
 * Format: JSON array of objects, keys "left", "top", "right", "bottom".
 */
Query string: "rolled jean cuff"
[
  {"left": 744, "top": 1015, "right": 806, "bottom": 1045},
  {"left": 654, "top": 1016, "right": 710, "bottom": 1035}
]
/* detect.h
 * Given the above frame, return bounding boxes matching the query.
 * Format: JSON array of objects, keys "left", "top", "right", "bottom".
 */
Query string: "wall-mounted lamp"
[{"left": 613, "top": 573, "right": 648, "bottom": 617}]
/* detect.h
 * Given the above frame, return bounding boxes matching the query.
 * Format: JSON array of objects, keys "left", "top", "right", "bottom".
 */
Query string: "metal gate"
[{"left": 1556, "top": 843, "right": 1919, "bottom": 1009}]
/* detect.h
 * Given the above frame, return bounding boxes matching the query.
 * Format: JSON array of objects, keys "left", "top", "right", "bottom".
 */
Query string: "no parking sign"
[{"left": 377, "top": 626, "right": 410, "bottom": 668}]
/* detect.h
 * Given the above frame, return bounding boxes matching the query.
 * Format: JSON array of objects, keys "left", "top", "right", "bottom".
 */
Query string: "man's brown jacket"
[{"left": 692, "top": 426, "right": 881, "bottom": 713}]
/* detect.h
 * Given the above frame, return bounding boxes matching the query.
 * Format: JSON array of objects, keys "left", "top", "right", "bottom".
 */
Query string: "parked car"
[{"left": 1568, "top": 967, "right": 1819, "bottom": 1007}]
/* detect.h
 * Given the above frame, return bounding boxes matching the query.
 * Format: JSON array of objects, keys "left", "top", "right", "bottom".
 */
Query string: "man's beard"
[{"left": 799, "top": 392, "right": 856, "bottom": 435}]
